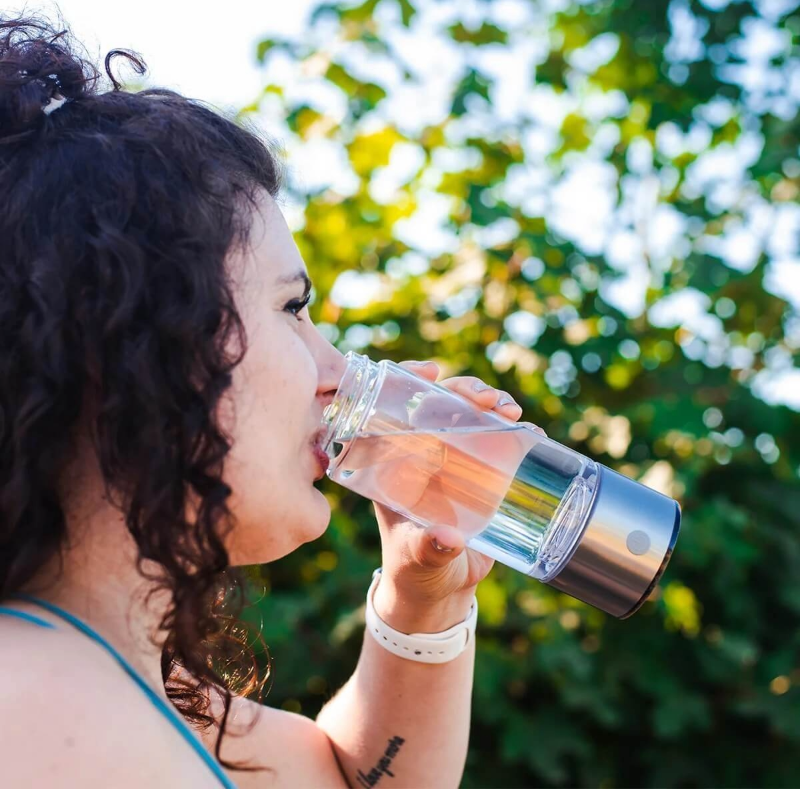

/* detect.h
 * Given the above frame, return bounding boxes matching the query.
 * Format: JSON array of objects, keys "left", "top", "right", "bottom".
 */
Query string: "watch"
[{"left": 365, "top": 567, "right": 478, "bottom": 664}]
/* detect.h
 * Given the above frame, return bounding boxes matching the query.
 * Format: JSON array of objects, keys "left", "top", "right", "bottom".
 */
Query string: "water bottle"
[{"left": 320, "top": 352, "right": 681, "bottom": 618}]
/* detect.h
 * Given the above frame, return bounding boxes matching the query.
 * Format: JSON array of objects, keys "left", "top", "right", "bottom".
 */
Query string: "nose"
[{"left": 315, "top": 332, "right": 347, "bottom": 403}]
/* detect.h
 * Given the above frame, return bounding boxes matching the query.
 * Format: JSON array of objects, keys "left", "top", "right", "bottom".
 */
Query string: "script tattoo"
[{"left": 355, "top": 735, "right": 406, "bottom": 788}]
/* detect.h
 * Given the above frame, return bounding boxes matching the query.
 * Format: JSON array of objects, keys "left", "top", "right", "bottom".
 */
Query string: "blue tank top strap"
[
  {"left": 7, "top": 592, "right": 237, "bottom": 790},
  {"left": 0, "top": 607, "right": 56, "bottom": 628}
]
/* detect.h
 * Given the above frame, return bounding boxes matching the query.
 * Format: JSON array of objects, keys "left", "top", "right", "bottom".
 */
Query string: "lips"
[
  {"left": 312, "top": 442, "right": 330, "bottom": 480},
  {"left": 310, "top": 425, "right": 331, "bottom": 480}
]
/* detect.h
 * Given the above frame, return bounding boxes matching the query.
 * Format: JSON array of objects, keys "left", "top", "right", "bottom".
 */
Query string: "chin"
[
  {"left": 226, "top": 491, "right": 331, "bottom": 566},
  {"left": 279, "top": 489, "right": 332, "bottom": 552},
  {"left": 305, "top": 486, "right": 332, "bottom": 537}
]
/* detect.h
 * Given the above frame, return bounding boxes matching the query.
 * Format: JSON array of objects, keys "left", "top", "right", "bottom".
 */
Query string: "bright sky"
[
  {"left": 13, "top": 0, "right": 317, "bottom": 109},
  {"left": 8, "top": 0, "right": 800, "bottom": 412}
]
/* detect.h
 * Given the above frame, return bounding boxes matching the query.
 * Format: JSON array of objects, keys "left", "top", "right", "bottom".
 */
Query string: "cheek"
[
  {"left": 232, "top": 318, "right": 314, "bottom": 428},
  {"left": 221, "top": 319, "right": 321, "bottom": 524},
  {"left": 258, "top": 324, "right": 318, "bottom": 427}
]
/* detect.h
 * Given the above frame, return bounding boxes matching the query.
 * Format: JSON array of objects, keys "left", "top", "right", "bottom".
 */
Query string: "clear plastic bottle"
[{"left": 320, "top": 352, "right": 681, "bottom": 618}]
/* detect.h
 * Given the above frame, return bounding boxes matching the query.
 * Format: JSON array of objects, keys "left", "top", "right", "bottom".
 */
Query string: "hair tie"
[{"left": 43, "top": 92, "right": 69, "bottom": 116}]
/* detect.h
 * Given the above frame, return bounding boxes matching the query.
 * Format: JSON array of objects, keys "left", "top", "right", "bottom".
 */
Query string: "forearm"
[{"left": 315, "top": 581, "right": 476, "bottom": 789}]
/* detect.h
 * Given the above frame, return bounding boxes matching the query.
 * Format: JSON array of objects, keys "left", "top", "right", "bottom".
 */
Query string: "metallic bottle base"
[
  {"left": 543, "top": 465, "right": 682, "bottom": 618},
  {"left": 618, "top": 501, "right": 681, "bottom": 619}
]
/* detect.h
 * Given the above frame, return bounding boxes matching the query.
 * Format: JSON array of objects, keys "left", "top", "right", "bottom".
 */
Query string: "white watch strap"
[{"left": 365, "top": 567, "right": 478, "bottom": 664}]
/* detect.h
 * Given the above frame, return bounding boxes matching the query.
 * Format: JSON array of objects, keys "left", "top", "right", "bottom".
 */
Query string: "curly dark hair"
[{"left": 0, "top": 12, "right": 286, "bottom": 773}]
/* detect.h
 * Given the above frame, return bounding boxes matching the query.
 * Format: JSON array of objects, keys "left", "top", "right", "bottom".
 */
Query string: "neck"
[{"left": 20, "top": 488, "right": 172, "bottom": 701}]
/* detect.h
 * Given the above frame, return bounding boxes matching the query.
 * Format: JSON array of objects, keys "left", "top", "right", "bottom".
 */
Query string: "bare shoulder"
[
  {"left": 200, "top": 691, "right": 351, "bottom": 789},
  {"left": 0, "top": 620, "right": 219, "bottom": 788},
  {"left": 0, "top": 615, "right": 350, "bottom": 788}
]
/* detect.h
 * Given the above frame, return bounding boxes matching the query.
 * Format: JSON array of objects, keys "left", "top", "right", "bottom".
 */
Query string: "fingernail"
[
  {"left": 519, "top": 421, "right": 547, "bottom": 436},
  {"left": 432, "top": 537, "right": 454, "bottom": 553},
  {"left": 473, "top": 380, "right": 493, "bottom": 393},
  {"left": 498, "top": 396, "right": 519, "bottom": 407}
]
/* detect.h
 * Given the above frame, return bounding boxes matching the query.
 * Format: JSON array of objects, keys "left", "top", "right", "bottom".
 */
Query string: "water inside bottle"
[{"left": 327, "top": 424, "right": 590, "bottom": 574}]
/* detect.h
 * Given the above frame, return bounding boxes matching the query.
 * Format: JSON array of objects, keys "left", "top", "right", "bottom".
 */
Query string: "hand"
[{"left": 371, "top": 360, "right": 547, "bottom": 631}]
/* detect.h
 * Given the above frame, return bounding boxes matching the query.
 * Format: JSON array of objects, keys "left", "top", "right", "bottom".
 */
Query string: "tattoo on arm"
[{"left": 355, "top": 735, "right": 406, "bottom": 788}]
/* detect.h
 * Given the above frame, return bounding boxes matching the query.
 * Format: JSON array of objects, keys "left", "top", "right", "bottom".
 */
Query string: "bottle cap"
[{"left": 544, "top": 465, "right": 681, "bottom": 618}]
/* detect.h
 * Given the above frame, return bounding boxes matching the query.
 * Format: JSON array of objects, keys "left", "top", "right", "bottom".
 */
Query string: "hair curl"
[{"left": 0, "top": 12, "right": 286, "bottom": 773}]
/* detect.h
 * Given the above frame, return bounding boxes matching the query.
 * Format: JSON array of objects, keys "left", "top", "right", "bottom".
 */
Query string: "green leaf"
[
  {"left": 653, "top": 694, "right": 712, "bottom": 739},
  {"left": 448, "top": 21, "right": 508, "bottom": 46},
  {"left": 340, "top": 0, "right": 381, "bottom": 23},
  {"left": 255, "top": 37, "right": 291, "bottom": 64},
  {"left": 451, "top": 68, "right": 492, "bottom": 116},
  {"left": 396, "top": 0, "right": 416, "bottom": 27}
]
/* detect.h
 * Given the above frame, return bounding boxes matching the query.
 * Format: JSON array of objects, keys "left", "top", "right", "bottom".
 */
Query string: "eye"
[{"left": 284, "top": 294, "right": 310, "bottom": 321}]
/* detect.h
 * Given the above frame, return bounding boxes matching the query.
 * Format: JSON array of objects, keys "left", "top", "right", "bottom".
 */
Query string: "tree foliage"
[{"left": 233, "top": 0, "right": 800, "bottom": 787}]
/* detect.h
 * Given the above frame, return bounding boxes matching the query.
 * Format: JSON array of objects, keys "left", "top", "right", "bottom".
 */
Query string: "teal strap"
[
  {"left": 9, "top": 593, "right": 237, "bottom": 790},
  {"left": 0, "top": 607, "right": 56, "bottom": 628}
]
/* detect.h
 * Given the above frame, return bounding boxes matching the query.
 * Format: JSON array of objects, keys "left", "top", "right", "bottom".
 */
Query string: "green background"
[{"left": 223, "top": 0, "right": 798, "bottom": 788}]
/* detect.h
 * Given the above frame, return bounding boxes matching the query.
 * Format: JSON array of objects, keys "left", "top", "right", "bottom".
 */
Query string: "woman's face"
[{"left": 220, "top": 192, "right": 346, "bottom": 566}]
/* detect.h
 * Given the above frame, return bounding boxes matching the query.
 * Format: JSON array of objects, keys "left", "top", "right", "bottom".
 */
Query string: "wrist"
[{"left": 372, "top": 572, "right": 476, "bottom": 635}]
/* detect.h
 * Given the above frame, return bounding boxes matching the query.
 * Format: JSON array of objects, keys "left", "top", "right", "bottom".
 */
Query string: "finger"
[
  {"left": 398, "top": 359, "right": 440, "bottom": 380},
  {"left": 438, "top": 376, "right": 501, "bottom": 406},
  {"left": 495, "top": 391, "right": 524, "bottom": 420},
  {"left": 438, "top": 376, "right": 523, "bottom": 419}
]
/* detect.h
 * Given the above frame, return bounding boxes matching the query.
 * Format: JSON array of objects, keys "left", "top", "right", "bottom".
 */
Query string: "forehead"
[{"left": 234, "top": 191, "right": 310, "bottom": 291}]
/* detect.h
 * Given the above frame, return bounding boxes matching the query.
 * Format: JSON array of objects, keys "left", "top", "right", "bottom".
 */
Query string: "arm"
[
  {"left": 315, "top": 574, "right": 477, "bottom": 789},
  {"left": 316, "top": 360, "right": 523, "bottom": 789}
]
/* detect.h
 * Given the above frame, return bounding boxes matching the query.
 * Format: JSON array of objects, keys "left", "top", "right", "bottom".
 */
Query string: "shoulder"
[
  {"left": 200, "top": 691, "right": 350, "bottom": 789},
  {"left": 0, "top": 619, "right": 218, "bottom": 788},
  {"left": 0, "top": 614, "right": 350, "bottom": 788}
]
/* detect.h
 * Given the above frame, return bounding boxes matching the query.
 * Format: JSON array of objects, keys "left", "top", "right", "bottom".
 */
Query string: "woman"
[{"left": 0, "top": 16, "right": 531, "bottom": 789}]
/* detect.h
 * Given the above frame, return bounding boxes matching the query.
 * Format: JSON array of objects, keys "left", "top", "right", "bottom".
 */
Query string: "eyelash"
[{"left": 285, "top": 294, "right": 310, "bottom": 320}]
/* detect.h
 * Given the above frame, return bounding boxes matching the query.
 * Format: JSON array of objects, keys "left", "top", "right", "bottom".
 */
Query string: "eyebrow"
[{"left": 277, "top": 269, "right": 313, "bottom": 296}]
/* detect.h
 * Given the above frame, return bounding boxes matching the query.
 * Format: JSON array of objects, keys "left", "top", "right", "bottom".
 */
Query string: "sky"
[
  {"left": 7, "top": 0, "right": 800, "bottom": 411},
  {"left": 11, "top": 0, "right": 317, "bottom": 110}
]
